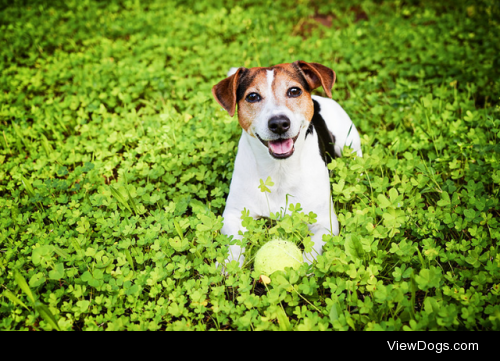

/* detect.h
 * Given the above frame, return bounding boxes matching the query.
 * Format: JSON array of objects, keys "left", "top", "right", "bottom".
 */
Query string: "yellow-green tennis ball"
[{"left": 254, "top": 239, "right": 303, "bottom": 276}]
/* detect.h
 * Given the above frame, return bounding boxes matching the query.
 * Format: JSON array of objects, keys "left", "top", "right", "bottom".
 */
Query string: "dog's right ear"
[{"left": 212, "top": 67, "right": 247, "bottom": 117}]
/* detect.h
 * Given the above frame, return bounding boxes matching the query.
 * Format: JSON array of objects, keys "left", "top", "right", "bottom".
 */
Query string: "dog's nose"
[{"left": 268, "top": 115, "right": 291, "bottom": 135}]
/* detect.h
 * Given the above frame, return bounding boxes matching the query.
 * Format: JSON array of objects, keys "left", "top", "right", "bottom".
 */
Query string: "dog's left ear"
[
  {"left": 294, "top": 61, "right": 336, "bottom": 98},
  {"left": 212, "top": 67, "right": 247, "bottom": 117}
]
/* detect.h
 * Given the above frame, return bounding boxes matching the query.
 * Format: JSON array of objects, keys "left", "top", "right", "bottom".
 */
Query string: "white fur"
[
  {"left": 266, "top": 69, "right": 274, "bottom": 96},
  {"left": 220, "top": 94, "right": 362, "bottom": 269}
]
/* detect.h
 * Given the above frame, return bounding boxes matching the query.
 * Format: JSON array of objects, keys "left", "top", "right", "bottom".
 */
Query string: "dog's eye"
[
  {"left": 287, "top": 87, "right": 302, "bottom": 98},
  {"left": 245, "top": 93, "right": 261, "bottom": 103}
]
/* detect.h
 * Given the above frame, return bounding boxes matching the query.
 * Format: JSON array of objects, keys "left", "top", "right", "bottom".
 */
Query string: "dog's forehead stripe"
[
  {"left": 266, "top": 69, "right": 275, "bottom": 102},
  {"left": 266, "top": 69, "right": 274, "bottom": 91}
]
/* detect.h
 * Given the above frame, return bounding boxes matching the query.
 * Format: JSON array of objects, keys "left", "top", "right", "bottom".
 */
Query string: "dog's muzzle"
[{"left": 257, "top": 131, "right": 300, "bottom": 159}]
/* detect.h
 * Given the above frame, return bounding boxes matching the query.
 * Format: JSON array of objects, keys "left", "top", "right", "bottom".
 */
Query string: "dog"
[{"left": 212, "top": 61, "right": 362, "bottom": 269}]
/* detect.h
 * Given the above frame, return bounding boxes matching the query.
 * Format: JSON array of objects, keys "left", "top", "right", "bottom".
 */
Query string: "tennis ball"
[{"left": 254, "top": 239, "right": 303, "bottom": 276}]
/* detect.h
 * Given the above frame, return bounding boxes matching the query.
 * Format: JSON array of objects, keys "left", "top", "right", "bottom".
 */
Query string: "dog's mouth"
[{"left": 256, "top": 132, "right": 300, "bottom": 159}]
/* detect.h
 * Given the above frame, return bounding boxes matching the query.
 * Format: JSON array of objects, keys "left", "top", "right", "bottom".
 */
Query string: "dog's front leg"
[
  {"left": 302, "top": 204, "right": 339, "bottom": 264},
  {"left": 218, "top": 211, "right": 247, "bottom": 270},
  {"left": 303, "top": 225, "right": 328, "bottom": 264}
]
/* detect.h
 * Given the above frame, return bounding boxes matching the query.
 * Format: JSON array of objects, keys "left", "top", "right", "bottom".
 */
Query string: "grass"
[{"left": 0, "top": 0, "right": 499, "bottom": 331}]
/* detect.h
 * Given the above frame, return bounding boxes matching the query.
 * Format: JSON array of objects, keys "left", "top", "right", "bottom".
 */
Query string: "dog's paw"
[{"left": 303, "top": 248, "right": 325, "bottom": 266}]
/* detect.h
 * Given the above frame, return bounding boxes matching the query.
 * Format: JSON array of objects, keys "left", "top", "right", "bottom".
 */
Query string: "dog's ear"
[
  {"left": 294, "top": 61, "right": 335, "bottom": 98},
  {"left": 212, "top": 67, "right": 247, "bottom": 117}
]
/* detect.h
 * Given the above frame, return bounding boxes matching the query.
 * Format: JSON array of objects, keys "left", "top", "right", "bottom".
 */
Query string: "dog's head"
[{"left": 212, "top": 61, "right": 335, "bottom": 159}]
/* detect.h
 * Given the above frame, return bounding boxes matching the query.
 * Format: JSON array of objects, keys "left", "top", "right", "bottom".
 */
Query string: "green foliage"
[{"left": 1, "top": 0, "right": 499, "bottom": 330}]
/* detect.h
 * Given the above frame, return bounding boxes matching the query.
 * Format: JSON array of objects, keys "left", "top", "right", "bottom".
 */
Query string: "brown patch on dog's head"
[
  {"left": 212, "top": 61, "right": 335, "bottom": 133},
  {"left": 233, "top": 68, "right": 270, "bottom": 133}
]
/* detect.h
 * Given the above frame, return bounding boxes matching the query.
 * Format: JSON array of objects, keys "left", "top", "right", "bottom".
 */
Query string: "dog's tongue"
[{"left": 268, "top": 138, "right": 294, "bottom": 155}]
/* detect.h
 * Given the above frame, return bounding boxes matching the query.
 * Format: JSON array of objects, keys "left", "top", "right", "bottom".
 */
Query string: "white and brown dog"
[{"left": 212, "top": 61, "right": 362, "bottom": 269}]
